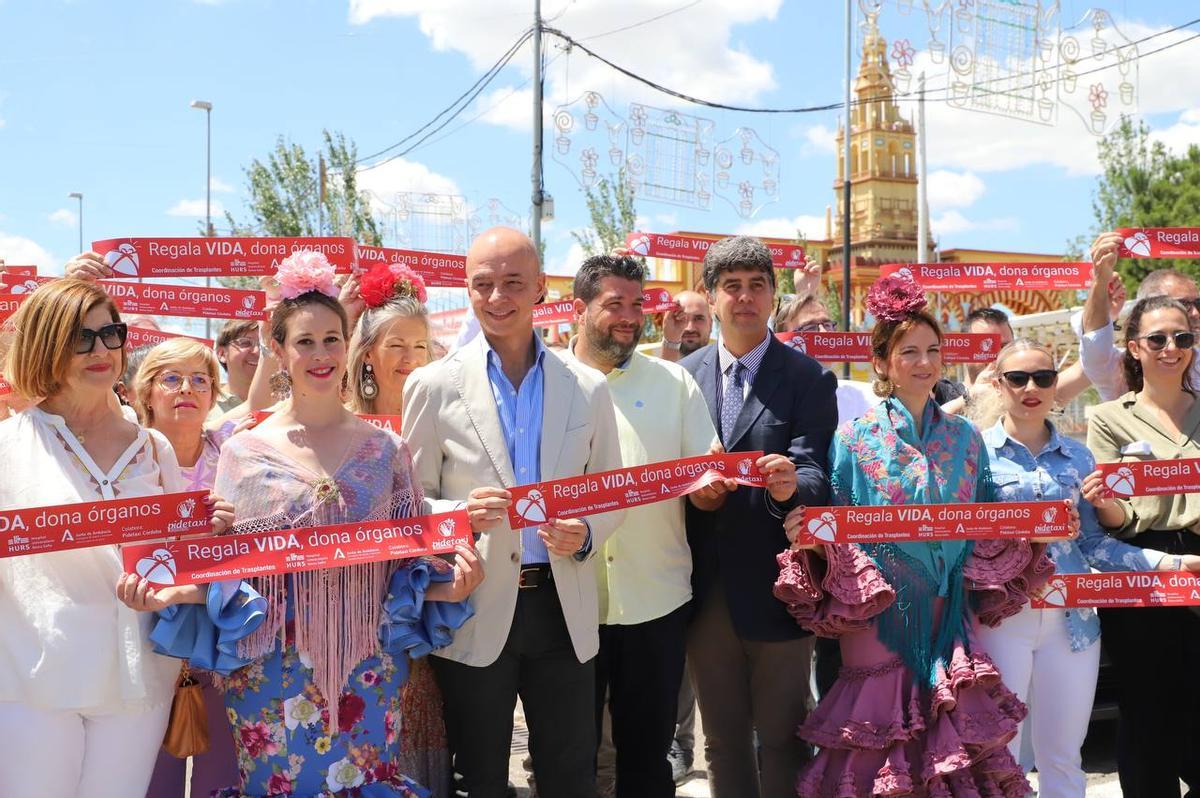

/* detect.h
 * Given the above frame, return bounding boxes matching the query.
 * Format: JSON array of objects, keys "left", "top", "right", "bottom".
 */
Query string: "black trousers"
[
  {"left": 1099, "top": 529, "right": 1200, "bottom": 798},
  {"left": 595, "top": 603, "right": 689, "bottom": 798},
  {"left": 432, "top": 580, "right": 597, "bottom": 798}
]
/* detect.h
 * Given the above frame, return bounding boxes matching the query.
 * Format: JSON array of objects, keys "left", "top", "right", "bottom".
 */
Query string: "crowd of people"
[{"left": 0, "top": 228, "right": 1196, "bottom": 798}]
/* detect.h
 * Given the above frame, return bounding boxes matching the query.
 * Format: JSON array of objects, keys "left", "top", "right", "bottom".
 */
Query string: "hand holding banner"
[
  {"left": 122, "top": 511, "right": 473, "bottom": 587},
  {"left": 0, "top": 491, "right": 212, "bottom": 558},
  {"left": 1117, "top": 228, "right": 1200, "bottom": 259},
  {"left": 794, "top": 501, "right": 1073, "bottom": 545},
  {"left": 92, "top": 237, "right": 357, "bottom": 278},
  {"left": 1032, "top": 572, "right": 1200, "bottom": 608},
  {"left": 507, "top": 452, "right": 767, "bottom": 527},
  {"left": 881, "top": 262, "right": 1093, "bottom": 291}
]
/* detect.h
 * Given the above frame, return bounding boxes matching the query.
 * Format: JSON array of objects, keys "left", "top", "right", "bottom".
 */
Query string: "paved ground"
[{"left": 507, "top": 703, "right": 1128, "bottom": 797}]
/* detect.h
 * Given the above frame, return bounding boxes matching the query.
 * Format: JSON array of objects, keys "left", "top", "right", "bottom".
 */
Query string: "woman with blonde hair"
[
  {"left": 133, "top": 336, "right": 247, "bottom": 798},
  {"left": 976, "top": 337, "right": 1199, "bottom": 797},
  {"left": 346, "top": 261, "right": 431, "bottom": 416},
  {"left": 0, "top": 279, "right": 235, "bottom": 797}
]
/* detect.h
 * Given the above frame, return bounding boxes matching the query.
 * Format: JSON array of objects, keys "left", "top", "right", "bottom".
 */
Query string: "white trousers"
[
  {"left": 0, "top": 700, "right": 170, "bottom": 798},
  {"left": 975, "top": 604, "right": 1100, "bottom": 798}
]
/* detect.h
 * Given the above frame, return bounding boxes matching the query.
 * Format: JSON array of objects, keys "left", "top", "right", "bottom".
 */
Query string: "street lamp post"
[
  {"left": 190, "top": 100, "right": 213, "bottom": 337},
  {"left": 68, "top": 192, "right": 83, "bottom": 253}
]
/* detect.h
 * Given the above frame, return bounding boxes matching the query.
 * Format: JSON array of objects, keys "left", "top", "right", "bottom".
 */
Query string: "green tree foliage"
[
  {"left": 571, "top": 169, "right": 639, "bottom": 257},
  {"left": 1076, "top": 115, "right": 1200, "bottom": 285}
]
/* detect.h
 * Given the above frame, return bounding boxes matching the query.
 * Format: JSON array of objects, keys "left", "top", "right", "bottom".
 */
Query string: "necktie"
[{"left": 721, "top": 361, "right": 745, "bottom": 444}]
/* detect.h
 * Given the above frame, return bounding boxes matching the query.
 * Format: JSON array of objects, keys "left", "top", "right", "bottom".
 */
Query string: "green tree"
[
  {"left": 1075, "top": 115, "right": 1200, "bottom": 285},
  {"left": 571, "top": 169, "right": 639, "bottom": 257}
]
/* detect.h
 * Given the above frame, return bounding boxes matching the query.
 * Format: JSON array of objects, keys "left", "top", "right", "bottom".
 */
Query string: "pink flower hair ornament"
[
  {"left": 275, "top": 250, "right": 340, "bottom": 300},
  {"left": 866, "top": 273, "right": 928, "bottom": 322}
]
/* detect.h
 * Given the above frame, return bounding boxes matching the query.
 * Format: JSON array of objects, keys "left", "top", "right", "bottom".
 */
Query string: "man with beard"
[
  {"left": 559, "top": 254, "right": 722, "bottom": 797},
  {"left": 660, "top": 290, "right": 713, "bottom": 361}
]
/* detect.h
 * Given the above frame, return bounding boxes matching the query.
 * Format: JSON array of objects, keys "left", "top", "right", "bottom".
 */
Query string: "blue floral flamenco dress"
[{"left": 150, "top": 426, "right": 473, "bottom": 797}]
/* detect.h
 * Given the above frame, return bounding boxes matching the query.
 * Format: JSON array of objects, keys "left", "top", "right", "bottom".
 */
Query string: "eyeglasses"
[
  {"left": 157, "top": 372, "right": 213, "bottom": 393},
  {"left": 1138, "top": 331, "right": 1196, "bottom": 351},
  {"left": 76, "top": 323, "right": 128, "bottom": 355},
  {"left": 793, "top": 320, "right": 836, "bottom": 334},
  {"left": 1002, "top": 369, "right": 1059, "bottom": 389},
  {"left": 228, "top": 337, "right": 256, "bottom": 350}
]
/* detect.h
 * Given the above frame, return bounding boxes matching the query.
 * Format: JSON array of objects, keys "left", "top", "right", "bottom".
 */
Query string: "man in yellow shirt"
[{"left": 559, "top": 254, "right": 724, "bottom": 797}]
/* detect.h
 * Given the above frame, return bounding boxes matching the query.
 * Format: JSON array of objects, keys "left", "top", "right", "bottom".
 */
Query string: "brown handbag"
[{"left": 162, "top": 662, "right": 210, "bottom": 758}]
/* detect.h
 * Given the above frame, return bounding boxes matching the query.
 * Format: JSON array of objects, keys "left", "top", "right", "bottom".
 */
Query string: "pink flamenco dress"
[{"left": 773, "top": 398, "right": 1054, "bottom": 798}]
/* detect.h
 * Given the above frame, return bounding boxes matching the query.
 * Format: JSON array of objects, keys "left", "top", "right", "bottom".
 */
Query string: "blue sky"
[{"left": 2, "top": 0, "right": 1198, "bottom": 294}]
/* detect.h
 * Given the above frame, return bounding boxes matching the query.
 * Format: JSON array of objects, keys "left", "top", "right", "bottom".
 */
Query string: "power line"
[
  {"left": 356, "top": 28, "right": 534, "bottom": 165},
  {"left": 577, "top": 0, "right": 703, "bottom": 42}
]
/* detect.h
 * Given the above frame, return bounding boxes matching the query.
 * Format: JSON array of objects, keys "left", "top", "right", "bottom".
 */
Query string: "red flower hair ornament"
[
  {"left": 359, "top": 262, "right": 428, "bottom": 308},
  {"left": 866, "top": 273, "right": 928, "bottom": 322}
]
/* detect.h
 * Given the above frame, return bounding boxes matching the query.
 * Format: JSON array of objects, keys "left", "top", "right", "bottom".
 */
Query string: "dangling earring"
[
  {"left": 873, "top": 376, "right": 894, "bottom": 398},
  {"left": 270, "top": 369, "right": 292, "bottom": 401},
  {"left": 360, "top": 363, "right": 378, "bottom": 400}
]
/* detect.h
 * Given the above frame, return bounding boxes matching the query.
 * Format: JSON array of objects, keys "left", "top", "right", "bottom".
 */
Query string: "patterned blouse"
[{"left": 983, "top": 419, "right": 1167, "bottom": 651}]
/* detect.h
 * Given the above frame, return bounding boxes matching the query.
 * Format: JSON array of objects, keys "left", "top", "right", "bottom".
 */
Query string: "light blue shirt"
[
  {"left": 983, "top": 419, "right": 1168, "bottom": 651},
  {"left": 484, "top": 335, "right": 550, "bottom": 565}
]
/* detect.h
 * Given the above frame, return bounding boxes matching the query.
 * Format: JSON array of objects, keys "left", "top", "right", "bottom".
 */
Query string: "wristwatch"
[{"left": 663, "top": 339, "right": 682, "bottom": 351}]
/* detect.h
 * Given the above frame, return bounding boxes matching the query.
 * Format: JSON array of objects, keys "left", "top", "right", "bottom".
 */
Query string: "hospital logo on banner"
[
  {"left": 1123, "top": 231, "right": 1152, "bottom": 258},
  {"left": 104, "top": 242, "right": 141, "bottom": 277},
  {"left": 628, "top": 234, "right": 652, "bottom": 256},
  {"left": 515, "top": 489, "right": 549, "bottom": 524},
  {"left": 1039, "top": 576, "right": 1070, "bottom": 608},
  {"left": 134, "top": 547, "right": 177, "bottom": 585},
  {"left": 806, "top": 511, "right": 838, "bottom": 543}
]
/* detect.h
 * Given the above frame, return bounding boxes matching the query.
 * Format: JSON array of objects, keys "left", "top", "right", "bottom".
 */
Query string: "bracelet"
[{"left": 662, "top": 339, "right": 682, "bottom": 351}]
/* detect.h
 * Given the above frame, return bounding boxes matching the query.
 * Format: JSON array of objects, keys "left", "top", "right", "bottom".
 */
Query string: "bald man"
[
  {"left": 660, "top": 290, "right": 713, "bottom": 362},
  {"left": 403, "top": 227, "right": 625, "bottom": 798}
]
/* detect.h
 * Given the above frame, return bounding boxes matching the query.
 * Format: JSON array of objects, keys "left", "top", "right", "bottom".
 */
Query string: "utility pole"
[
  {"left": 917, "top": 71, "right": 929, "bottom": 265},
  {"left": 190, "top": 99, "right": 214, "bottom": 338},
  {"left": 841, "top": 0, "right": 853, "bottom": 378},
  {"left": 531, "top": 0, "right": 544, "bottom": 262}
]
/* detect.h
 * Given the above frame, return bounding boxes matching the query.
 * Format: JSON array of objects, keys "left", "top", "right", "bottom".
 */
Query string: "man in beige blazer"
[{"left": 402, "top": 227, "right": 624, "bottom": 798}]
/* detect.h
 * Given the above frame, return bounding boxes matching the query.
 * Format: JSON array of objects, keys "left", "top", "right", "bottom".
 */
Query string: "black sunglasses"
[
  {"left": 1139, "top": 331, "right": 1195, "bottom": 352},
  {"left": 1002, "top": 369, "right": 1058, "bottom": 389},
  {"left": 76, "top": 323, "right": 128, "bottom": 355}
]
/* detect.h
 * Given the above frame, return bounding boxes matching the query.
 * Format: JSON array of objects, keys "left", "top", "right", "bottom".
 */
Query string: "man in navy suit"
[{"left": 680, "top": 235, "right": 837, "bottom": 798}]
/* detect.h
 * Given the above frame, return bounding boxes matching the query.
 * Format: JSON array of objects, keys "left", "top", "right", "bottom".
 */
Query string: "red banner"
[
  {"left": 251, "top": 410, "right": 402, "bottom": 434},
  {"left": 0, "top": 491, "right": 211, "bottom": 558},
  {"left": 626, "top": 232, "right": 805, "bottom": 269},
  {"left": 1096, "top": 458, "right": 1200, "bottom": 498},
  {"left": 507, "top": 452, "right": 766, "bottom": 527},
  {"left": 776, "top": 331, "right": 1001, "bottom": 364},
  {"left": 1, "top": 265, "right": 36, "bottom": 275},
  {"left": 531, "top": 288, "right": 678, "bottom": 328},
  {"left": 0, "top": 276, "right": 53, "bottom": 322},
  {"left": 1117, "top": 228, "right": 1200, "bottom": 259},
  {"left": 1031, "top": 572, "right": 1200, "bottom": 608},
  {"left": 122, "top": 511, "right": 472, "bottom": 587},
  {"left": 794, "top": 501, "right": 1072, "bottom": 545},
  {"left": 92, "top": 237, "right": 357, "bottom": 278},
  {"left": 102, "top": 280, "right": 268, "bottom": 321},
  {"left": 126, "top": 326, "right": 214, "bottom": 350},
  {"left": 880, "top": 262, "right": 1093, "bottom": 291},
  {"left": 354, "top": 245, "right": 466, "bottom": 287}
]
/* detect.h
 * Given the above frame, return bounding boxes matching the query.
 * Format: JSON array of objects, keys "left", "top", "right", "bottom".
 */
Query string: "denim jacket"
[{"left": 983, "top": 420, "right": 1167, "bottom": 651}]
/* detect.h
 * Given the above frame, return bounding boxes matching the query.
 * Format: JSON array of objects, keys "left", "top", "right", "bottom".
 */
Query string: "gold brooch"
[{"left": 313, "top": 477, "right": 341, "bottom": 505}]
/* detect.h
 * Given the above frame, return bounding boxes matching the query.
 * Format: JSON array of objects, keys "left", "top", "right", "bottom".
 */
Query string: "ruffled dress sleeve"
[
  {"left": 968, "top": 441, "right": 1054, "bottom": 627},
  {"left": 773, "top": 422, "right": 897, "bottom": 637},
  {"left": 149, "top": 580, "right": 269, "bottom": 675},
  {"left": 379, "top": 559, "right": 474, "bottom": 659}
]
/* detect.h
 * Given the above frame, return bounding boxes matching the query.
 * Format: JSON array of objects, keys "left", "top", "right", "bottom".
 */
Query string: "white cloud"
[
  {"left": 803, "top": 124, "right": 837, "bottom": 154},
  {"left": 353, "top": 158, "right": 462, "bottom": 215},
  {"left": 545, "top": 240, "right": 585, "bottom": 277},
  {"left": 349, "top": 0, "right": 782, "bottom": 137},
  {"left": 166, "top": 198, "right": 227, "bottom": 217},
  {"left": 931, "top": 210, "right": 1018, "bottom": 236},
  {"left": 48, "top": 208, "right": 78, "bottom": 227},
  {"left": 736, "top": 214, "right": 827, "bottom": 241},
  {"left": 1152, "top": 107, "right": 1200, "bottom": 156},
  {"left": 210, "top": 176, "right": 235, "bottom": 193},
  {"left": 0, "top": 232, "right": 58, "bottom": 274},
  {"left": 926, "top": 170, "right": 985, "bottom": 212}
]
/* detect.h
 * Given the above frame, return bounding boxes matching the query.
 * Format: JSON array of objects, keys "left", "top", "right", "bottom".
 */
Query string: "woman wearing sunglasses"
[
  {"left": 130, "top": 337, "right": 247, "bottom": 798},
  {"left": 1081, "top": 295, "right": 1200, "bottom": 797},
  {"left": 0, "top": 279, "right": 236, "bottom": 797},
  {"left": 973, "top": 338, "right": 1198, "bottom": 798}
]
